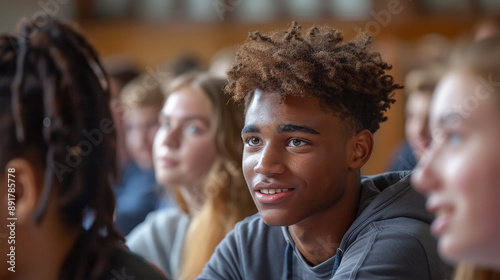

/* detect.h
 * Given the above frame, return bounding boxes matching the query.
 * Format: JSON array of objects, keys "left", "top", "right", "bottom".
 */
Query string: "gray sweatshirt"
[
  {"left": 126, "top": 208, "right": 190, "bottom": 279},
  {"left": 196, "top": 171, "right": 453, "bottom": 280}
]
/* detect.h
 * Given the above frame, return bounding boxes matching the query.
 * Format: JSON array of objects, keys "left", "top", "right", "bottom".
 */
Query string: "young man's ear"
[
  {"left": 348, "top": 129, "right": 373, "bottom": 169},
  {"left": 5, "top": 158, "right": 40, "bottom": 223}
]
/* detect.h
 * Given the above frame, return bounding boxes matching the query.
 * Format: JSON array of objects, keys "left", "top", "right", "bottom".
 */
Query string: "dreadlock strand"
[
  {"left": 33, "top": 147, "right": 55, "bottom": 224},
  {"left": 11, "top": 24, "right": 31, "bottom": 143}
]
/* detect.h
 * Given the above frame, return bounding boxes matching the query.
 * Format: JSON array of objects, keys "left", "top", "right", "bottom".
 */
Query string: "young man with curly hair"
[{"left": 196, "top": 23, "right": 452, "bottom": 280}]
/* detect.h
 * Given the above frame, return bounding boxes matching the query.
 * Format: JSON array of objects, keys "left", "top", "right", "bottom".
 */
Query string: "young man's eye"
[
  {"left": 245, "top": 137, "right": 261, "bottom": 146},
  {"left": 288, "top": 138, "right": 308, "bottom": 147}
]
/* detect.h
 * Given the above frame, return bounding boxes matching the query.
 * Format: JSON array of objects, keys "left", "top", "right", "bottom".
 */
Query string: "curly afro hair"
[{"left": 226, "top": 22, "right": 402, "bottom": 134}]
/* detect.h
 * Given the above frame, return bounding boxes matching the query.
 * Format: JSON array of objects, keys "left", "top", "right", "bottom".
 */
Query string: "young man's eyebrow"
[
  {"left": 278, "top": 124, "right": 320, "bottom": 134},
  {"left": 241, "top": 125, "right": 260, "bottom": 134}
]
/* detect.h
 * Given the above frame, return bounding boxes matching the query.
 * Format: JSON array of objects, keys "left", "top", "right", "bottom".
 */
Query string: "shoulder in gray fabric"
[{"left": 196, "top": 171, "right": 453, "bottom": 280}]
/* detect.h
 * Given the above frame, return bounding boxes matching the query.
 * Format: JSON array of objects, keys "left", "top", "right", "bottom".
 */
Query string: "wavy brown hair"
[
  {"left": 165, "top": 72, "right": 257, "bottom": 280},
  {"left": 226, "top": 22, "right": 401, "bottom": 133},
  {"left": 0, "top": 18, "right": 122, "bottom": 280}
]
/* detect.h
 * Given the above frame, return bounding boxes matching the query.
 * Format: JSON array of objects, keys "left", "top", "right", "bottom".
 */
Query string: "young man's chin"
[{"left": 259, "top": 209, "right": 297, "bottom": 227}]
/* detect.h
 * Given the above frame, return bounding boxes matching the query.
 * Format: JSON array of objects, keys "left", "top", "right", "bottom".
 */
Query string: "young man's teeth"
[{"left": 260, "top": 189, "right": 289, "bottom": 194}]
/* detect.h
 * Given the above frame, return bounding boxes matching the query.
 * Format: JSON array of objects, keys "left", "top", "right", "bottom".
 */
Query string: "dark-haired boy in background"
[{"left": 197, "top": 23, "right": 452, "bottom": 280}]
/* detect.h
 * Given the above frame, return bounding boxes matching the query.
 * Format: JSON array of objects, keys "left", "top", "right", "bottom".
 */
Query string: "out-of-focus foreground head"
[
  {"left": 0, "top": 17, "right": 122, "bottom": 280},
  {"left": 412, "top": 35, "right": 500, "bottom": 273}
]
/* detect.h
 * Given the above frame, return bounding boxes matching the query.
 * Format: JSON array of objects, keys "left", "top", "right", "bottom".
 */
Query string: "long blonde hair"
[{"left": 165, "top": 71, "right": 256, "bottom": 280}]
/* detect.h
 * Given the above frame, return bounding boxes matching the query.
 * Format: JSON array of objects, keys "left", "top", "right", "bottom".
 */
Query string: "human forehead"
[
  {"left": 247, "top": 89, "right": 321, "bottom": 113},
  {"left": 125, "top": 105, "right": 161, "bottom": 117},
  {"left": 244, "top": 89, "right": 343, "bottom": 130},
  {"left": 407, "top": 90, "right": 433, "bottom": 107},
  {"left": 431, "top": 71, "right": 500, "bottom": 129},
  {"left": 430, "top": 73, "right": 471, "bottom": 124},
  {"left": 162, "top": 87, "right": 212, "bottom": 116}
]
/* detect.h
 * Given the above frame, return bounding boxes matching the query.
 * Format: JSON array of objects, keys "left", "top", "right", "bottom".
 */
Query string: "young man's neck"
[{"left": 288, "top": 173, "right": 361, "bottom": 266}]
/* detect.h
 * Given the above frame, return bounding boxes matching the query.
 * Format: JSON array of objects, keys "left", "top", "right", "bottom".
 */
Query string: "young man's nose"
[{"left": 253, "top": 145, "right": 286, "bottom": 175}]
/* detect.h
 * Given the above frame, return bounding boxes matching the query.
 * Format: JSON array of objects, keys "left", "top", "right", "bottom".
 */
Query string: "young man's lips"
[{"left": 254, "top": 188, "right": 294, "bottom": 204}]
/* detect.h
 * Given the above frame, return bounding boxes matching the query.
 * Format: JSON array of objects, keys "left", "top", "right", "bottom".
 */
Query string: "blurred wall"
[
  {"left": 77, "top": 17, "right": 477, "bottom": 175},
  {"left": 0, "top": 0, "right": 493, "bottom": 175}
]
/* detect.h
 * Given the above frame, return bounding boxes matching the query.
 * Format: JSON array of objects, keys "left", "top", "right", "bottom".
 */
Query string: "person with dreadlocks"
[
  {"left": 0, "top": 18, "right": 167, "bottom": 280},
  {"left": 196, "top": 22, "right": 453, "bottom": 280}
]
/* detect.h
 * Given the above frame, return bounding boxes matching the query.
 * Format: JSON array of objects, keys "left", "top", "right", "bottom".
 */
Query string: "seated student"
[
  {"left": 196, "top": 22, "right": 453, "bottom": 280},
  {"left": 105, "top": 55, "right": 140, "bottom": 167},
  {"left": 113, "top": 75, "right": 173, "bottom": 235},
  {"left": 0, "top": 18, "right": 167, "bottom": 280},
  {"left": 126, "top": 71, "right": 256, "bottom": 280},
  {"left": 412, "top": 36, "right": 500, "bottom": 280},
  {"left": 388, "top": 65, "right": 444, "bottom": 171}
]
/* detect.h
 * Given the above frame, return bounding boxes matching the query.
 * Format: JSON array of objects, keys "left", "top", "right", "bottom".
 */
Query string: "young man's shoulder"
[
  {"left": 338, "top": 171, "right": 453, "bottom": 279},
  {"left": 355, "top": 170, "right": 434, "bottom": 232},
  {"left": 348, "top": 171, "right": 436, "bottom": 253},
  {"left": 231, "top": 213, "right": 285, "bottom": 241},
  {"left": 361, "top": 171, "right": 428, "bottom": 211},
  {"left": 360, "top": 170, "right": 412, "bottom": 193},
  {"left": 196, "top": 213, "right": 288, "bottom": 280}
]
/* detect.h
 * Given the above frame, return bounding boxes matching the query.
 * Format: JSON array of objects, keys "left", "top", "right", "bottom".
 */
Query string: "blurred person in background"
[
  {"left": 388, "top": 65, "right": 445, "bottom": 171},
  {"left": 113, "top": 53, "right": 203, "bottom": 236},
  {"left": 105, "top": 56, "right": 140, "bottom": 167},
  {"left": 158, "top": 53, "right": 205, "bottom": 96},
  {"left": 113, "top": 74, "right": 174, "bottom": 235},
  {"left": 412, "top": 35, "right": 500, "bottom": 280},
  {"left": 0, "top": 17, "right": 166, "bottom": 280},
  {"left": 166, "top": 53, "right": 204, "bottom": 78},
  {"left": 126, "top": 71, "right": 256, "bottom": 280}
]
